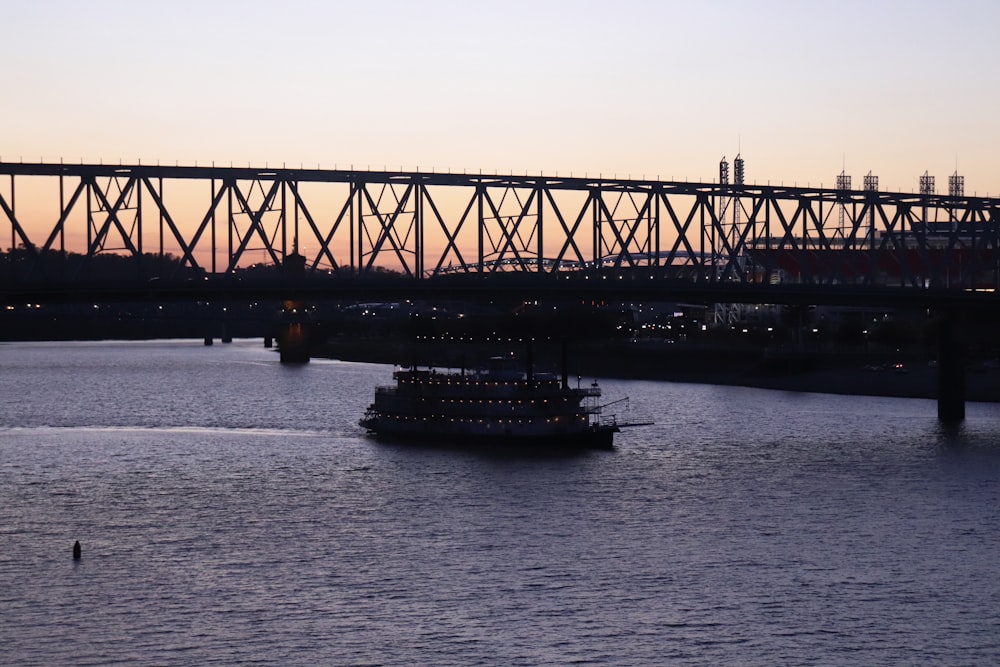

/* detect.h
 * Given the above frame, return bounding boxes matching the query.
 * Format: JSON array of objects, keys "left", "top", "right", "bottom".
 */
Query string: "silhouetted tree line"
[
  {"left": 1, "top": 245, "right": 200, "bottom": 282},
  {"left": 1, "top": 245, "right": 416, "bottom": 283}
]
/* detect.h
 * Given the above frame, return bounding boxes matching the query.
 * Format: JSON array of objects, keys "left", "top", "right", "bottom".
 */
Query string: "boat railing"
[
  {"left": 596, "top": 396, "right": 655, "bottom": 429},
  {"left": 597, "top": 412, "right": 655, "bottom": 428},
  {"left": 377, "top": 380, "right": 602, "bottom": 397}
]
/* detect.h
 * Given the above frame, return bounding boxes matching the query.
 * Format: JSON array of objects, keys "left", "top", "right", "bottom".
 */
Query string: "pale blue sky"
[{"left": 4, "top": 0, "right": 998, "bottom": 193}]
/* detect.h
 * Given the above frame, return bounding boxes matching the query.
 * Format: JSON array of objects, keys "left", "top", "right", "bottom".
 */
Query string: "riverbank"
[{"left": 314, "top": 337, "right": 1000, "bottom": 403}]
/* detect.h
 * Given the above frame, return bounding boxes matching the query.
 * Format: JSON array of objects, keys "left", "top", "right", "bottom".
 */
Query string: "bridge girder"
[{"left": 1, "top": 162, "right": 998, "bottom": 291}]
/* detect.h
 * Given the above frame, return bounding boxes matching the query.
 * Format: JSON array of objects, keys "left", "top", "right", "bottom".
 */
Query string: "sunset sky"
[{"left": 4, "top": 0, "right": 997, "bottom": 196}]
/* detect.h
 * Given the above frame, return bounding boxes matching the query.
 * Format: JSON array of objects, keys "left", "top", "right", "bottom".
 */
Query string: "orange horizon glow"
[{"left": 4, "top": 1, "right": 998, "bottom": 273}]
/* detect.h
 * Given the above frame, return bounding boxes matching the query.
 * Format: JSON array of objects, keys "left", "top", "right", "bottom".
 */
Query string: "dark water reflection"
[{"left": 1, "top": 340, "right": 999, "bottom": 665}]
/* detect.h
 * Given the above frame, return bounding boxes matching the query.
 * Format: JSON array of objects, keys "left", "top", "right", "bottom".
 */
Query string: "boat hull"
[{"left": 359, "top": 418, "right": 617, "bottom": 450}]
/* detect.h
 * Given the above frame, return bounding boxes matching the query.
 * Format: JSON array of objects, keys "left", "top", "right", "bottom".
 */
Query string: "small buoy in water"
[{"left": 73, "top": 541, "right": 81, "bottom": 560}]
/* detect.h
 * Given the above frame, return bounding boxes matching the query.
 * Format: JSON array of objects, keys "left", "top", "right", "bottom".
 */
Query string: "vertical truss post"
[
  {"left": 536, "top": 182, "right": 543, "bottom": 272},
  {"left": 85, "top": 178, "right": 93, "bottom": 263},
  {"left": 477, "top": 182, "right": 485, "bottom": 273},
  {"left": 700, "top": 194, "right": 711, "bottom": 282},
  {"left": 7, "top": 174, "right": 12, "bottom": 257},
  {"left": 57, "top": 173, "right": 66, "bottom": 277},
  {"left": 591, "top": 187, "right": 600, "bottom": 268},
  {"left": 292, "top": 178, "right": 300, "bottom": 257},
  {"left": 280, "top": 178, "right": 287, "bottom": 259},
  {"left": 227, "top": 180, "right": 234, "bottom": 274},
  {"left": 349, "top": 178, "right": 357, "bottom": 274},
  {"left": 209, "top": 178, "right": 216, "bottom": 274},
  {"left": 415, "top": 181, "right": 424, "bottom": 278},
  {"left": 356, "top": 178, "right": 364, "bottom": 273},
  {"left": 136, "top": 178, "right": 143, "bottom": 278},
  {"left": 764, "top": 194, "right": 774, "bottom": 283},
  {"left": 653, "top": 186, "right": 661, "bottom": 271},
  {"left": 5, "top": 174, "right": 14, "bottom": 282}
]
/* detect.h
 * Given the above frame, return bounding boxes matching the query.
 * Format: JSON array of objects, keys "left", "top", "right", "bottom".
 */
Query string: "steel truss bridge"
[{"left": 2, "top": 161, "right": 1000, "bottom": 302}]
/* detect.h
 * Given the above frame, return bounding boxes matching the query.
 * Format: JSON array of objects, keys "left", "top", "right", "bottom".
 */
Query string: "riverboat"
[{"left": 359, "top": 357, "right": 634, "bottom": 449}]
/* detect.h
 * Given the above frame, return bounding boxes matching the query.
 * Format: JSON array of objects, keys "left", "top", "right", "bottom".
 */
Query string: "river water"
[{"left": 1, "top": 340, "right": 998, "bottom": 665}]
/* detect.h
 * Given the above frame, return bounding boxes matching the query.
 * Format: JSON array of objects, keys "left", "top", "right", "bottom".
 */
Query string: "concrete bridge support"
[
  {"left": 276, "top": 312, "right": 310, "bottom": 363},
  {"left": 937, "top": 310, "right": 965, "bottom": 422},
  {"left": 203, "top": 304, "right": 232, "bottom": 346},
  {"left": 276, "top": 252, "right": 310, "bottom": 363}
]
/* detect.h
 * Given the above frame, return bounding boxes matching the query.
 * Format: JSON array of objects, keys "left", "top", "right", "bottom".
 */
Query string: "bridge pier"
[
  {"left": 276, "top": 308, "right": 310, "bottom": 363},
  {"left": 937, "top": 310, "right": 965, "bottom": 422},
  {"left": 275, "top": 251, "right": 310, "bottom": 363}
]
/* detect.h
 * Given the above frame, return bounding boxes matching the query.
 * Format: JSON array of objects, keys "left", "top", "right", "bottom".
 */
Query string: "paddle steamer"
[{"left": 359, "top": 356, "right": 629, "bottom": 449}]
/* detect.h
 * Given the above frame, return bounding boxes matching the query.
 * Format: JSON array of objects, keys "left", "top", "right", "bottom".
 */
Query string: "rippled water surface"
[{"left": 2, "top": 340, "right": 999, "bottom": 665}]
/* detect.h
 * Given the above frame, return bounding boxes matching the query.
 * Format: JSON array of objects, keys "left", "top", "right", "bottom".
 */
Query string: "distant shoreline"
[{"left": 315, "top": 337, "right": 1000, "bottom": 403}]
